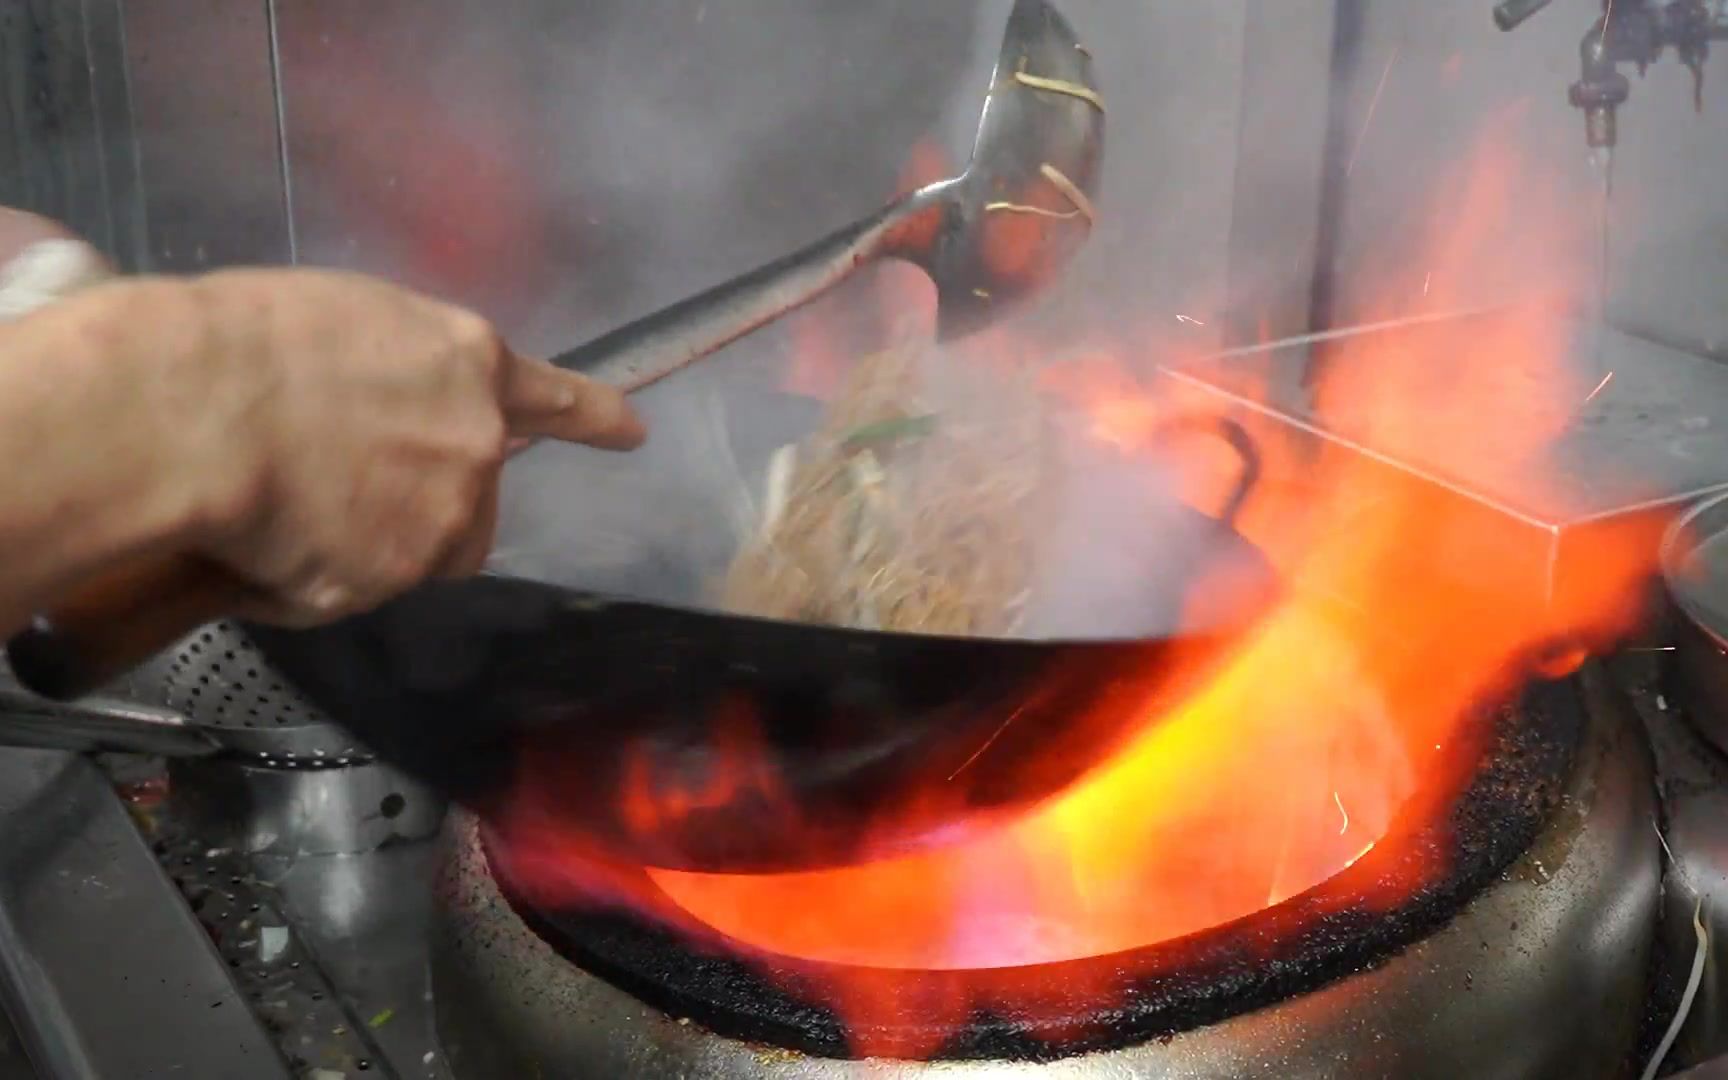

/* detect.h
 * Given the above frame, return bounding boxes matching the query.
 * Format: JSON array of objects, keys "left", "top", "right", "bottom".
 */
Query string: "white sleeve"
[{"left": 0, "top": 239, "right": 114, "bottom": 322}]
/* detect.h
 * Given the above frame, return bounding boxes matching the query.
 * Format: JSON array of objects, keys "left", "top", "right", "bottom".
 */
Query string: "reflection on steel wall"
[
  {"left": 122, "top": 1, "right": 292, "bottom": 271},
  {"left": 1, "top": 0, "right": 292, "bottom": 272},
  {"left": 0, "top": 0, "right": 143, "bottom": 267}
]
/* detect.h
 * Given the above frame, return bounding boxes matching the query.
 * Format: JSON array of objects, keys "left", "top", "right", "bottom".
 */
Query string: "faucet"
[{"left": 1495, "top": 0, "right": 1728, "bottom": 150}]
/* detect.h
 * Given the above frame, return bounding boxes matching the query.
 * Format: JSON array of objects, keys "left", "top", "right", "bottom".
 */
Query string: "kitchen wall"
[
  {"left": 1322, "top": 0, "right": 1728, "bottom": 353},
  {"left": 0, "top": 0, "right": 142, "bottom": 266}
]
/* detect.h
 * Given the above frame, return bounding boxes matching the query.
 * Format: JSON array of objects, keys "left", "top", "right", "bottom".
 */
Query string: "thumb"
[{"left": 500, "top": 351, "right": 646, "bottom": 450}]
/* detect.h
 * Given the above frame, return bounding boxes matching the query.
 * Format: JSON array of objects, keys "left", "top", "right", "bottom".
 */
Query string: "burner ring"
[{"left": 433, "top": 671, "right": 1658, "bottom": 1076}]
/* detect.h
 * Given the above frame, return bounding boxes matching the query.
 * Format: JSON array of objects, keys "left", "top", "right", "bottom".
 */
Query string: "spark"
[
  {"left": 1347, "top": 46, "right": 1400, "bottom": 178},
  {"left": 1628, "top": 645, "right": 1677, "bottom": 653},
  {"left": 1176, "top": 314, "right": 1206, "bottom": 326},
  {"left": 1583, "top": 371, "right": 1614, "bottom": 404},
  {"left": 1602, "top": 0, "right": 1614, "bottom": 49},
  {"left": 1333, "top": 790, "right": 1350, "bottom": 835},
  {"left": 1654, "top": 818, "right": 1677, "bottom": 866},
  {"left": 948, "top": 702, "right": 1030, "bottom": 781},
  {"left": 1423, "top": 271, "right": 1432, "bottom": 296}
]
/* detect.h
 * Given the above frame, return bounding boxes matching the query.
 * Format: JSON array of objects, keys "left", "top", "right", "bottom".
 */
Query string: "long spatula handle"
[{"left": 551, "top": 191, "right": 930, "bottom": 390}]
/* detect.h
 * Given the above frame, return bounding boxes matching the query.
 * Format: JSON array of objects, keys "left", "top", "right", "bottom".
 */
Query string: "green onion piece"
[{"left": 841, "top": 414, "right": 938, "bottom": 449}]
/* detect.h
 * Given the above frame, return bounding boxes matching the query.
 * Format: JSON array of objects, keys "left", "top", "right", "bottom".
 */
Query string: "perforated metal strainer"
[{"left": 134, "top": 621, "right": 375, "bottom": 768}]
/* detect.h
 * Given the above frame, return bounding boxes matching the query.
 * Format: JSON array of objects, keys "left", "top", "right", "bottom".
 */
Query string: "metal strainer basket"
[{"left": 134, "top": 621, "right": 374, "bottom": 768}]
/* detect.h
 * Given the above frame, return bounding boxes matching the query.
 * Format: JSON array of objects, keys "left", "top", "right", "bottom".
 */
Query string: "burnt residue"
[{"left": 493, "top": 675, "right": 1584, "bottom": 1061}]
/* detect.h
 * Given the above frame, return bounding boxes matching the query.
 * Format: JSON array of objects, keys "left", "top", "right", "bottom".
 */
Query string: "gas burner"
[{"left": 429, "top": 670, "right": 1658, "bottom": 1078}]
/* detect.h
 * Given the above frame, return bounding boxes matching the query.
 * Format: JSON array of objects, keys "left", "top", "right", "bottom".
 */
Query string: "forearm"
[{"left": 0, "top": 278, "right": 233, "bottom": 637}]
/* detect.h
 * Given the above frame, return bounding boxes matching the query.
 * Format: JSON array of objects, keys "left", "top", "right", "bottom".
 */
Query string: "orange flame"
[{"left": 494, "top": 123, "right": 1657, "bottom": 1058}]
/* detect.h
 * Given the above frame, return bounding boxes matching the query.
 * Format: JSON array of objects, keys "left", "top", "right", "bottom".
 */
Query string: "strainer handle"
[
  {"left": 6, "top": 555, "right": 244, "bottom": 701},
  {"left": 0, "top": 668, "right": 217, "bottom": 757}
]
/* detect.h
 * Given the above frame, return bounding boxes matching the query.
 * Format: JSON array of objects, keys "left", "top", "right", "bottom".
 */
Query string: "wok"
[
  {"left": 6, "top": 410, "right": 1276, "bottom": 872},
  {"left": 266, "top": 416, "right": 1274, "bottom": 871},
  {"left": 1662, "top": 491, "right": 1728, "bottom": 757}
]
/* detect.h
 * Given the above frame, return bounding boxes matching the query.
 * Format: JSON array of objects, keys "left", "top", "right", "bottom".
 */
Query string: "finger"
[
  {"left": 224, "top": 578, "right": 349, "bottom": 630},
  {"left": 431, "top": 477, "right": 501, "bottom": 580},
  {"left": 229, "top": 594, "right": 336, "bottom": 630},
  {"left": 500, "top": 352, "right": 646, "bottom": 450}
]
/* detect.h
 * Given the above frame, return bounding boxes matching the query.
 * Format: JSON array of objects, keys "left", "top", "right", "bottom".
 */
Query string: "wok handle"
[
  {"left": 1151, "top": 415, "right": 1262, "bottom": 527},
  {"left": 6, "top": 556, "right": 249, "bottom": 701}
]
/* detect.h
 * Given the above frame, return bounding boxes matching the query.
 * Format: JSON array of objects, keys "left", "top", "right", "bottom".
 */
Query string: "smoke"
[
  {"left": 269, "top": 0, "right": 1012, "bottom": 601},
  {"left": 268, "top": 0, "right": 1670, "bottom": 612}
]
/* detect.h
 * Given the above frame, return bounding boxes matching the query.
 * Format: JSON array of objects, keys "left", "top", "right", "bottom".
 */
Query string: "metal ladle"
[
  {"left": 6, "top": 0, "right": 1104, "bottom": 703},
  {"left": 556, "top": 0, "right": 1104, "bottom": 390}
]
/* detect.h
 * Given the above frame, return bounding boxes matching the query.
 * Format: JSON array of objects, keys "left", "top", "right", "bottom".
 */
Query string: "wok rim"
[
  {"left": 467, "top": 496, "right": 1269, "bottom": 649},
  {"left": 1660, "top": 489, "right": 1728, "bottom": 652}
]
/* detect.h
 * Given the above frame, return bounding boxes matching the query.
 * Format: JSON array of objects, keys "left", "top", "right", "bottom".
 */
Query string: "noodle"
[{"left": 721, "top": 346, "right": 1047, "bottom": 635}]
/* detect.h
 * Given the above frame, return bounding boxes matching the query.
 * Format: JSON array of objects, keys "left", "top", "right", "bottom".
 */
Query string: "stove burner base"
[{"left": 430, "top": 671, "right": 1658, "bottom": 1079}]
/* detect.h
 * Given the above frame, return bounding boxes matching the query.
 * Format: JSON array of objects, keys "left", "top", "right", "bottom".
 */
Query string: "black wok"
[{"left": 11, "top": 409, "right": 1275, "bottom": 872}]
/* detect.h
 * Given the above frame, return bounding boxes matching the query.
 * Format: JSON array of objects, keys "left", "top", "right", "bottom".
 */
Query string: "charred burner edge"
[{"left": 485, "top": 675, "right": 1584, "bottom": 1062}]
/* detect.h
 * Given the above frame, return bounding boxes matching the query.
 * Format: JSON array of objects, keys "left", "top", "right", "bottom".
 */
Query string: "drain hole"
[{"left": 379, "top": 794, "right": 406, "bottom": 819}]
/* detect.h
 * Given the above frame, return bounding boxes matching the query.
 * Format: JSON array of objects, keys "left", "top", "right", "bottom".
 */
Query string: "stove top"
[
  {"left": 429, "top": 665, "right": 1661, "bottom": 1079},
  {"left": 471, "top": 678, "right": 1588, "bottom": 1062}
]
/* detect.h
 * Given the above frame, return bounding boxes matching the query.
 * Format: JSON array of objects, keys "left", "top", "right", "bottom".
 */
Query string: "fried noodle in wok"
[{"left": 720, "top": 346, "right": 1048, "bottom": 636}]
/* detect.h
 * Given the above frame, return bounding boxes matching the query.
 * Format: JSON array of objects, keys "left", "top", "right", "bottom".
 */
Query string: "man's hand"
[
  {"left": 0, "top": 257, "right": 644, "bottom": 635},
  {"left": 177, "top": 268, "right": 645, "bottom": 625}
]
